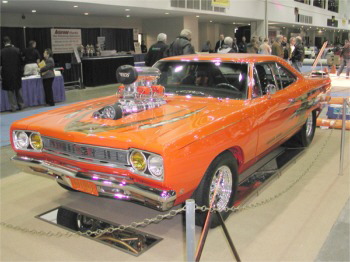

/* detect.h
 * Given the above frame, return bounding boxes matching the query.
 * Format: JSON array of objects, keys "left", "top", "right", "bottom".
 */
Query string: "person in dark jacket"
[
  {"left": 145, "top": 33, "right": 168, "bottom": 66},
  {"left": 271, "top": 35, "right": 284, "bottom": 58},
  {"left": 214, "top": 34, "right": 225, "bottom": 53},
  {"left": 166, "top": 29, "right": 195, "bottom": 57},
  {"left": 1, "top": 36, "right": 24, "bottom": 112},
  {"left": 40, "top": 48, "right": 55, "bottom": 106},
  {"left": 291, "top": 36, "right": 304, "bottom": 72},
  {"left": 238, "top": 36, "right": 247, "bottom": 53},
  {"left": 22, "top": 40, "right": 41, "bottom": 76},
  {"left": 337, "top": 40, "right": 350, "bottom": 78}
]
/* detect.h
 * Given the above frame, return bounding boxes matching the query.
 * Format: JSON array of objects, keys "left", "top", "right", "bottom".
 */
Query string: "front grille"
[{"left": 42, "top": 137, "right": 129, "bottom": 167}]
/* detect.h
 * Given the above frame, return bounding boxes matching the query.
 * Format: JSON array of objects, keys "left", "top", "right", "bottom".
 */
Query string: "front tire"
[{"left": 193, "top": 151, "right": 238, "bottom": 228}]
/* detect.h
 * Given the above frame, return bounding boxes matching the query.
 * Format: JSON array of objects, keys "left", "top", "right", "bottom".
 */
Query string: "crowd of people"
[{"left": 1, "top": 36, "right": 56, "bottom": 112}]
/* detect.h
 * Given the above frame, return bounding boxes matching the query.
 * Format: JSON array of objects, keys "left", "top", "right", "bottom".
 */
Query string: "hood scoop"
[{"left": 93, "top": 65, "right": 166, "bottom": 120}]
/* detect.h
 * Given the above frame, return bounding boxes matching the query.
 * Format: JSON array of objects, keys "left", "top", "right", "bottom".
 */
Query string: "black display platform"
[{"left": 82, "top": 56, "right": 134, "bottom": 87}]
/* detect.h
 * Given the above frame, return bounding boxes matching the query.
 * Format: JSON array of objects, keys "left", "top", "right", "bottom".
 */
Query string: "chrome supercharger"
[{"left": 93, "top": 65, "right": 166, "bottom": 120}]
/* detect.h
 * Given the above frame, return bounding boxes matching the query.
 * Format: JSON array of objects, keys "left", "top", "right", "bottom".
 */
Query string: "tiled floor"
[{"left": 0, "top": 76, "right": 349, "bottom": 261}]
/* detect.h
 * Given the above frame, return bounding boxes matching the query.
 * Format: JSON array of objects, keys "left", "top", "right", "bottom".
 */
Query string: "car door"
[{"left": 251, "top": 62, "right": 298, "bottom": 157}]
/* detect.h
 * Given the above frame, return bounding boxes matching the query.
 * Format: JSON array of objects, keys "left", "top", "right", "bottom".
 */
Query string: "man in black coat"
[
  {"left": 166, "top": 29, "right": 195, "bottom": 57},
  {"left": 214, "top": 34, "right": 225, "bottom": 53},
  {"left": 238, "top": 36, "right": 247, "bottom": 53},
  {"left": 1, "top": 36, "right": 24, "bottom": 112},
  {"left": 145, "top": 33, "right": 168, "bottom": 66},
  {"left": 291, "top": 36, "right": 305, "bottom": 72}
]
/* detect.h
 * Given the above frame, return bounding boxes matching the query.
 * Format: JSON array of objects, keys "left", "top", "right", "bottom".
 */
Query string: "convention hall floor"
[{"left": 0, "top": 76, "right": 349, "bottom": 261}]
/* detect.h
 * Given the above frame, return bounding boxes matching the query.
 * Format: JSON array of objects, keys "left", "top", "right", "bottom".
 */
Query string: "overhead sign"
[
  {"left": 211, "top": 0, "right": 230, "bottom": 8},
  {"left": 51, "top": 28, "right": 82, "bottom": 54}
]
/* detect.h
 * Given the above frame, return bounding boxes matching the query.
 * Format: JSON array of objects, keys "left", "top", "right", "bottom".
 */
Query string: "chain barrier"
[{"left": 0, "top": 127, "right": 333, "bottom": 238}]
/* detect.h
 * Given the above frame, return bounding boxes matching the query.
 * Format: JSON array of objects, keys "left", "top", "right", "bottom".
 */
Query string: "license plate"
[{"left": 69, "top": 177, "right": 99, "bottom": 196}]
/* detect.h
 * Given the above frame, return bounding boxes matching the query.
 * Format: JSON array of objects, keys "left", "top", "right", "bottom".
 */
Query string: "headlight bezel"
[
  {"left": 129, "top": 148, "right": 164, "bottom": 181},
  {"left": 29, "top": 133, "right": 43, "bottom": 151},
  {"left": 13, "top": 130, "right": 43, "bottom": 152},
  {"left": 148, "top": 155, "right": 164, "bottom": 178}
]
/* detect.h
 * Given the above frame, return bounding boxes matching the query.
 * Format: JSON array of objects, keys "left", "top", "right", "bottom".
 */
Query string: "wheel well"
[{"left": 227, "top": 146, "right": 244, "bottom": 169}]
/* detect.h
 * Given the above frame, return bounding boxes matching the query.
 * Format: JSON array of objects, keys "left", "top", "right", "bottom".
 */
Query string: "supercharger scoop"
[{"left": 93, "top": 65, "right": 166, "bottom": 120}]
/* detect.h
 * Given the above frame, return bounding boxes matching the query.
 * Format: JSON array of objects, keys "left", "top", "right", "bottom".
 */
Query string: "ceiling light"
[
  {"left": 2, "top": 0, "right": 8, "bottom": 3},
  {"left": 165, "top": 12, "right": 169, "bottom": 15},
  {"left": 126, "top": 14, "right": 130, "bottom": 18},
  {"left": 210, "top": 20, "right": 213, "bottom": 23},
  {"left": 283, "top": 27, "right": 285, "bottom": 28},
  {"left": 292, "top": 25, "right": 295, "bottom": 27},
  {"left": 248, "top": 23, "right": 250, "bottom": 25},
  {"left": 74, "top": 5, "right": 78, "bottom": 8},
  {"left": 32, "top": 10, "right": 36, "bottom": 13},
  {"left": 125, "top": 9, "right": 130, "bottom": 11},
  {"left": 84, "top": 12, "right": 89, "bottom": 15},
  {"left": 196, "top": 15, "right": 200, "bottom": 18},
  {"left": 233, "top": 22, "right": 236, "bottom": 24}
]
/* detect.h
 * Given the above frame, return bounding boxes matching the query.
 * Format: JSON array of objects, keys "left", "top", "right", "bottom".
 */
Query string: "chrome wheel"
[
  {"left": 306, "top": 113, "right": 314, "bottom": 137},
  {"left": 209, "top": 165, "right": 233, "bottom": 211}
]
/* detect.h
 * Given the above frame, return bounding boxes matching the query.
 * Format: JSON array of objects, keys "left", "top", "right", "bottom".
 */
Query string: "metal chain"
[
  {"left": 0, "top": 206, "right": 186, "bottom": 238},
  {"left": 0, "top": 127, "right": 333, "bottom": 237}
]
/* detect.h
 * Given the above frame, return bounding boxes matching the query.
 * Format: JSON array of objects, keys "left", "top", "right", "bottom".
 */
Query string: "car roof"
[{"left": 161, "top": 53, "right": 281, "bottom": 63}]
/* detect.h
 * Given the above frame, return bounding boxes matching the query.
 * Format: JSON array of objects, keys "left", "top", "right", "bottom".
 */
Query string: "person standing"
[
  {"left": 291, "top": 36, "right": 304, "bottom": 72},
  {"left": 215, "top": 34, "right": 225, "bottom": 53},
  {"left": 40, "top": 48, "right": 55, "bottom": 106},
  {"left": 231, "top": 38, "right": 239, "bottom": 53},
  {"left": 259, "top": 38, "right": 272, "bottom": 55},
  {"left": 22, "top": 40, "right": 41, "bottom": 76},
  {"left": 201, "top": 40, "right": 212, "bottom": 52},
  {"left": 1, "top": 36, "right": 24, "bottom": 112},
  {"left": 166, "top": 29, "right": 195, "bottom": 56},
  {"left": 218, "top": 37, "right": 235, "bottom": 54},
  {"left": 246, "top": 37, "right": 259, "bottom": 54},
  {"left": 337, "top": 40, "right": 350, "bottom": 78},
  {"left": 286, "top": 37, "right": 296, "bottom": 63},
  {"left": 238, "top": 36, "right": 247, "bottom": 53},
  {"left": 145, "top": 33, "right": 168, "bottom": 66},
  {"left": 271, "top": 35, "right": 284, "bottom": 58}
]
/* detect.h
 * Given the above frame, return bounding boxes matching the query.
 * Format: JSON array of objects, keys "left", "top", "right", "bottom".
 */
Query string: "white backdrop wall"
[{"left": 142, "top": 17, "right": 184, "bottom": 50}]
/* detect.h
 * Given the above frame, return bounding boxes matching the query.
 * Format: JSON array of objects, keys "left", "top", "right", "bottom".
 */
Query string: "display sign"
[
  {"left": 134, "top": 42, "right": 142, "bottom": 54},
  {"left": 97, "top": 36, "right": 105, "bottom": 50},
  {"left": 211, "top": 0, "right": 230, "bottom": 8},
  {"left": 51, "top": 29, "right": 82, "bottom": 54}
]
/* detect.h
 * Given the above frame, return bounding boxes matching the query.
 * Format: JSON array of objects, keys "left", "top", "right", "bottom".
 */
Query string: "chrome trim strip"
[{"left": 12, "top": 155, "right": 176, "bottom": 211}]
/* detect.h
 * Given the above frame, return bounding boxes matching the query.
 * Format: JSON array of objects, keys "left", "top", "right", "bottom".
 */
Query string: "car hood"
[{"left": 15, "top": 95, "right": 245, "bottom": 153}]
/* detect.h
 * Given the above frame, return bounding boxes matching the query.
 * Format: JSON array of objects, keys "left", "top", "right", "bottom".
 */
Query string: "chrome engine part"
[{"left": 93, "top": 66, "right": 166, "bottom": 120}]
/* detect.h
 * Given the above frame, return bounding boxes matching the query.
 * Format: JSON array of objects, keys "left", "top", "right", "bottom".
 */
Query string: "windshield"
[{"left": 154, "top": 61, "right": 248, "bottom": 99}]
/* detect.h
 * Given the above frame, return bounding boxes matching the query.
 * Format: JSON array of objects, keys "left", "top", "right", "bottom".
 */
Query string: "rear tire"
[
  {"left": 295, "top": 110, "right": 316, "bottom": 147},
  {"left": 285, "top": 110, "right": 316, "bottom": 148},
  {"left": 193, "top": 151, "right": 238, "bottom": 228}
]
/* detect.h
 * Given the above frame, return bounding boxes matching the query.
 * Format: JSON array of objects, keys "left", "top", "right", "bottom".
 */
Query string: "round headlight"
[
  {"left": 15, "top": 131, "right": 29, "bottom": 149},
  {"left": 29, "top": 133, "right": 43, "bottom": 150},
  {"left": 130, "top": 151, "right": 147, "bottom": 172},
  {"left": 148, "top": 155, "right": 164, "bottom": 178}
]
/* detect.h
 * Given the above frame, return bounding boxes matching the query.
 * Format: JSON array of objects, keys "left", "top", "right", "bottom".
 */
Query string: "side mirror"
[{"left": 266, "top": 84, "right": 277, "bottom": 97}]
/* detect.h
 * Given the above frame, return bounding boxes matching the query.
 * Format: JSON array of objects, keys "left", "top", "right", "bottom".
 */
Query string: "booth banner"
[
  {"left": 51, "top": 29, "right": 82, "bottom": 53},
  {"left": 211, "top": 0, "right": 230, "bottom": 8}
]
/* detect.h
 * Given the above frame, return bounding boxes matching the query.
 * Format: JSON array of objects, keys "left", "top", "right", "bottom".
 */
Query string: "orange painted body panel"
[{"left": 10, "top": 54, "right": 331, "bottom": 206}]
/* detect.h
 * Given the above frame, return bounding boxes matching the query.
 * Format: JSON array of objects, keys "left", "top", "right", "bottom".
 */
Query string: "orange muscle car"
[{"left": 11, "top": 54, "right": 331, "bottom": 226}]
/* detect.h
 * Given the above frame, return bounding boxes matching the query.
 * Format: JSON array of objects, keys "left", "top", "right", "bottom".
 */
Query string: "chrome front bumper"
[{"left": 12, "top": 155, "right": 176, "bottom": 211}]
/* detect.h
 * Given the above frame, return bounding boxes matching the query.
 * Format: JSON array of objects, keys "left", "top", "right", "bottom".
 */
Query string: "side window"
[
  {"left": 252, "top": 68, "right": 263, "bottom": 98},
  {"left": 254, "top": 63, "right": 278, "bottom": 95},
  {"left": 274, "top": 63, "right": 297, "bottom": 89}
]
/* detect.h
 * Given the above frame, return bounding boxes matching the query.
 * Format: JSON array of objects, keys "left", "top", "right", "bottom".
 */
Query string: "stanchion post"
[
  {"left": 339, "top": 98, "right": 347, "bottom": 176},
  {"left": 186, "top": 199, "right": 196, "bottom": 262}
]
